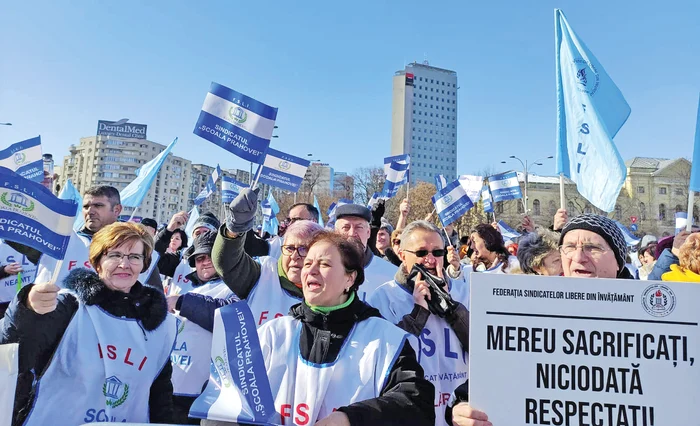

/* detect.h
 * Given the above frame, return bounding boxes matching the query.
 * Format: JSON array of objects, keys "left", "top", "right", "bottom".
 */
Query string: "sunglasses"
[{"left": 403, "top": 249, "right": 446, "bottom": 258}]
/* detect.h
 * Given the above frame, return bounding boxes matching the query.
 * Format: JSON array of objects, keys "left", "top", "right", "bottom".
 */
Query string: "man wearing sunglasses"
[{"left": 369, "top": 220, "right": 469, "bottom": 426}]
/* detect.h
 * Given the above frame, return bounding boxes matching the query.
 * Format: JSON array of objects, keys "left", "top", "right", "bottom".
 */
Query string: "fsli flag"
[
  {"left": 555, "top": 9, "right": 630, "bottom": 212},
  {"left": 121, "top": 137, "right": 178, "bottom": 208},
  {"left": 614, "top": 220, "right": 641, "bottom": 246},
  {"left": 367, "top": 192, "right": 383, "bottom": 210},
  {"left": 261, "top": 191, "right": 280, "bottom": 236},
  {"left": 190, "top": 302, "right": 279, "bottom": 424},
  {"left": 194, "top": 165, "right": 222, "bottom": 206},
  {"left": 327, "top": 198, "right": 352, "bottom": 222},
  {"left": 689, "top": 96, "right": 700, "bottom": 192},
  {"left": 384, "top": 154, "right": 410, "bottom": 185},
  {"left": 0, "top": 136, "right": 44, "bottom": 183},
  {"left": 222, "top": 176, "right": 248, "bottom": 204},
  {"left": 256, "top": 148, "right": 310, "bottom": 192},
  {"left": 57, "top": 179, "right": 84, "bottom": 232},
  {"left": 435, "top": 174, "right": 448, "bottom": 191},
  {"left": 0, "top": 167, "right": 78, "bottom": 259},
  {"left": 497, "top": 220, "right": 521, "bottom": 240},
  {"left": 194, "top": 82, "right": 278, "bottom": 164},
  {"left": 481, "top": 185, "right": 494, "bottom": 213},
  {"left": 488, "top": 171, "right": 522, "bottom": 202},
  {"left": 459, "top": 175, "right": 484, "bottom": 203},
  {"left": 382, "top": 161, "right": 410, "bottom": 199},
  {"left": 432, "top": 179, "right": 474, "bottom": 227}
]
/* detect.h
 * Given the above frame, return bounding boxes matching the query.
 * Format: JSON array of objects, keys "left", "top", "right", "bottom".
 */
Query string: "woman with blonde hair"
[{"left": 662, "top": 233, "right": 700, "bottom": 282}]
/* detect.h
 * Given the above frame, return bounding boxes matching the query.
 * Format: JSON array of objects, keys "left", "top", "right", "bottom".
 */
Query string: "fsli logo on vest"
[{"left": 97, "top": 119, "right": 148, "bottom": 140}]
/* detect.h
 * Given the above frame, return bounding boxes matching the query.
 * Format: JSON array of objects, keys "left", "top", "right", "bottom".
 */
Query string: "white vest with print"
[
  {"left": 359, "top": 253, "right": 397, "bottom": 303},
  {"left": 258, "top": 315, "right": 407, "bottom": 425},
  {"left": 246, "top": 256, "right": 301, "bottom": 328},
  {"left": 24, "top": 303, "right": 178, "bottom": 425},
  {"left": 0, "top": 241, "right": 38, "bottom": 303},
  {"left": 482, "top": 255, "right": 520, "bottom": 274},
  {"left": 368, "top": 276, "right": 470, "bottom": 426},
  {"left": 165, "top": 256, "right": 196, "bottom": 296},
  {"left": 171, "top": 278, "right": 235, "bottom": 397}
]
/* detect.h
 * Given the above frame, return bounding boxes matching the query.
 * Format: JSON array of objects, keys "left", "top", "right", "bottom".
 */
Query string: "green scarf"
[{"left": 306, "top": 292, "right": 355, "bottom": 314}]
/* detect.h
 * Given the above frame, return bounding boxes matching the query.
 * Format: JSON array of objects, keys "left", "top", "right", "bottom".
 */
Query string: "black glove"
[
  {"left": 226, "top": 188, "right": 259, "bottom": 234},
  {"left": 407, "top": 263, "right": 458, "bottom": 318},
  {"left": 371, "top": 200, "right": 385, "bottom": 228}
]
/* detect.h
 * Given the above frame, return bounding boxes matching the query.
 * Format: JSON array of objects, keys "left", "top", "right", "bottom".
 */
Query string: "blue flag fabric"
[
  {"left": 313, "top": 195, "right": 324, "bottom": 227},
  {"left": 614, "top": 220, "right": 641, "bottom": 246},
  {"left": 434, "top": 174, "right": 448, "bottom": 192},
  {"left": 326, "top": 198, "right": 353, "bottom": 224},
  {"left": 690, "top": 96, "right": 700, "bottom": 192},
  {"left": 222, "top": 176, "right": 248, "bottom": 204},
  {"left": 255, "top": 148, "right": 310, "bottom": 192},
  {"left": 367, "top": 192, "right": 385, "bottom": 210},
  {"left": 120, "top": 137, "right": 179, "bottom": 208},
  {"left": 194, "top": 82, "right": 278, "bottom": 164},
  {"left": 0, "top": 136, "right": 44, "bottom": 183},
  {"left": 555, "top": 9, "right": 630, "bottom": 212},
  {"left": 190, "top": 302, "right": 279, "bottom": 424},
  {"left": 488, "top": 171, "right": 522, "bottom": 202},
  {"left": 184, "top": 206, "right": 200, "bottom": 239},
  {"left": 261, "top": 191, "right": 280, "bottom": 236},
  {"left": 382, "top": 161, "right": 410, "bottom": 199},
  {"left": 0, "top": 167, "right": 78, "bottom": 259},
  {"left": 481, "top": 185, "right": 494, "bottom": 213},
  {"left": 497, "top": 220, "right": 521, "bottom": 240},
  {"left": 57, "top": 179, "right": 84, "bottom": 232},
  {"left": 384, "top": 154, "right": 410, "bottom": 185},
  {"left": 194, "top": 165, "right": 222, "bottom": 206},
  {"left": 432, "top": 179, "right": 474, "bottom": 227}
]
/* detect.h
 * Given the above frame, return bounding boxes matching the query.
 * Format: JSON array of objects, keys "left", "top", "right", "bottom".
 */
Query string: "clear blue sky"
[{"left": 1, "top": 0, "right": 698, "bottom": 178}]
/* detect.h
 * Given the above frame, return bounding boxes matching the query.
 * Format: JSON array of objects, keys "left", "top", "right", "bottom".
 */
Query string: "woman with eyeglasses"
[{"left": 1, "top": 222, "right": 178, "bottom": 425}]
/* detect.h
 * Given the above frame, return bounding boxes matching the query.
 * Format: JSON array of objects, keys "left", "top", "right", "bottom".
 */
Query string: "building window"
[
  {"left": 533, "top": 199, "right": 541, "bottom": 216},
  {"left": 614, "top": 204, "right": 622, "bottom": 221},
  {"left": 659, "top": 203, "right": 666, "bottom": 220},
  {"left": 548, "top": 200, "right": 557, "bottom": 217},
  {"left": 659, "top": 187, "right": 667, "bottom": 195},
  {"left": 496, "top": 202, "right": 504, "bottom": 214},
  {"left": 676, "top": 204, "right": 684, "bottom": 215},
  {"left": 567, "top": 201, "right": 575, "bottom": 215},
  {"left": 637, "top": 186, "right": 645, "bottom": 194}
]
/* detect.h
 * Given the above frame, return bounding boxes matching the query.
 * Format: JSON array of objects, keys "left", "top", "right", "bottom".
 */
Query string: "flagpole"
[
  {"left": 443, "top": 227, "right": 454, "bottom": 248},
  {"left": 559, "top": 174, "right": 566, "bottom": 210},
  {"left": 128, "top": 206, "right": 139, "bottom": 222},
  {"left": 251, "top": 165, "right": 263, "bottom": 189},
  {"left": 687, "top": 191, "right": 695, "bottom": 232}
]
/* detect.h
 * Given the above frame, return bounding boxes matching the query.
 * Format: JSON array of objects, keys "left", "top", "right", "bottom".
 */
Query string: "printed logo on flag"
[
  {"left": 256, "top": 148, "right": 310, "bottom": 192},
  {"left": 279, "top": 160, "right": 291, "bottom": 170},
  {"left": 229, "top": 106, "right": 247, "bottom": 124},
  {"left": 573, "top": 58, "right": 599, "bottom": 95},
  {"left": 1, "top": 192, "right": 35, "bottom": 214},
  {"left": 13, "top": 153, "right": 26, "bottom": 166}
]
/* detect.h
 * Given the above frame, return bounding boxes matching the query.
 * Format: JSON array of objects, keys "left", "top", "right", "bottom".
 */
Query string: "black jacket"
[
  {"left": 154, "top": 227, "right": 185, "bottom": 278},
  {"left": 289, "top": 296, "right": 435, "bottom": 426},
  {"left": 0, "top": 268, "right": 175, "bottom": 425}
]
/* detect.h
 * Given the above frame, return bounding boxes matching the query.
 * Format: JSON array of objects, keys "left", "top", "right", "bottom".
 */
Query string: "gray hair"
[
  {"left": 400, "top": 220, "right": 442, "bottom": 249},
  {"left": 517, "top": 228, "right": 560, "bottom": 274}
]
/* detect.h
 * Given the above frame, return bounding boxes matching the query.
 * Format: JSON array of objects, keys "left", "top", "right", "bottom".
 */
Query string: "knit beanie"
[
  {"left": 559, "top": 214, "right": 627, "bottom": 270},
  {"left": 193, "top": 212, "right": 220, "bottom": 233}
]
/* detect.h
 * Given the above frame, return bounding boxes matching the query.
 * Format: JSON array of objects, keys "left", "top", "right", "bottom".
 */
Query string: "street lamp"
[{"left": 501, "top": 155, "right": 554, "bottom": 213}]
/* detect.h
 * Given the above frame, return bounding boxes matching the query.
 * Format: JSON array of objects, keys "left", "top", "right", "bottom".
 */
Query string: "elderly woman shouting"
[{"left": 1, "top": 222, "right": 178, "bottom": 425}]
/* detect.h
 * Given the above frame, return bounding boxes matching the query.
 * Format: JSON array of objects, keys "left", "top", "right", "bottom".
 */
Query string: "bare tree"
[{"left": 352, "top": 166, "right": 385, "bottom": 205}]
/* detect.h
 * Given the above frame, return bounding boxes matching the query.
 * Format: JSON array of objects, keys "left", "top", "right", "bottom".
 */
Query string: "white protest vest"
[
  {"left": 369, "top": 277, "right": 470, "bottom": 426},
  {"left": 24, "top": 303, "right": 177, "bottom": 425},
  {"left": 359, "top": 253, "right": 397, "bottom": 303},
  {"left": 0, "top": 241, "right": 37, "bottom": 303},
  {"left": 171, "top": 279, "right": 234, "bottom": 397},
  {"left": 258, "top": 315, "right": 407, "bottom": 425},
  {"left": 482, "top": 255, "right": 520, "bottom": 275},
  {"left": 166, "top": 256, "right": 196, "bottom": 296},
  {"left": 268, "top": 236, "right": 282, "bottom": 260},
  {"left": 36, "top": 230, "right": 159, "bottom": 287},
  {"left": 246, "top": 256, "right": 301, "bottom": 328}
]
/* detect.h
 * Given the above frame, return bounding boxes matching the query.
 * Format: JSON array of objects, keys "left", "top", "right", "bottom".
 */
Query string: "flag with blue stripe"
[
  {"left": 0, "top": 167, "right": 78, "bottom": 259},
  {"left": 690, "top": 95, "right": 700, "bottom": 192},
  {"left": 0, "top": 136, "right": 44, "bottom": 183},
  {"left": 194, "top": 82, "right": 278, "bottom": 164},
  {"left": 675, "top": 212, "right": 693, "bottom": 235},
  {"left": 488, "top": 171, "right": 522, "bottom": 202},
  {"left": 57, "top": 179, "right": 84, "bottom": 232},
  {"left": 255, "top": 148, "right": 310, "bottom": 192},
  {"left": 497, "top": 220, "right": 521, "bottom": 240},
  {"left": 190, "top": 302, "right": 279, "bottom": 424},
  {"left": 194, "top": 164, "right": 222, "bottom": 206},
  {"left": 261, "top": 191, "right": 280, "bottom": 236},
  {"left": 184, "top": 206, "right": 200, "bottom": 239},
  {"left": 434, "top": 174, "right": 448, "bottom": 191},
  {"left": 222, "top": 176, "right": 248, "bottom": 204},
  {"left": 555, "top": 9, "right": 630, "bottom": 212},
  {"left": 384, "top": 154, "right": 410, "bottom": 185},
  {"left": 432, "top": 179, "right": 474, "bottom": 227},
  {"left": 326, "top": 198, "right": 352, "bottom": 224},
  {"left": 367, "top": 192, "right": 385, "bottom": 210},
  {"left": 614, "top": 220, "right": 641, "bottom": 246},
  {"left": 481, "top": 185, "right": 494, "bottom": 213},
  {"left": 121, "top": 137, "right": 179, "bottom": 208},
  {"left": 313, "top": 195, "right": 324, "bottom": 227},
  {"left": 382, "top": 160, "right": 409, "bottom": 199},
  {"left": 459, "top": 175, "right": 484, "bottom": 203}
]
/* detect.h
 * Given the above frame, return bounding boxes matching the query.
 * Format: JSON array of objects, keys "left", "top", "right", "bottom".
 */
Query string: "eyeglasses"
[
  {"left": 281, "top": 245, "right": 309, "bottom": 257},
  {"left": 559, "top": 243, "right": 608, "bottom": 258},
  {"left": 283, "top": 217, "right": 305, "bottom": 225},
  {"left": 105, "top": 252, "right": 144, "bottom": 264},
  {"left": 403, "top": 248, "right": 446, "bottom": 258}
]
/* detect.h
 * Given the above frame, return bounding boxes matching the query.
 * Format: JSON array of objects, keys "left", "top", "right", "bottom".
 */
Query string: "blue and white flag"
[
  {"left": 690, "top": 95, "right": 700, "bottom": 192},
  {"left": 190, "top": 302, "right": 279, "bottom": 424},
  {"left": 194, "top": 82, "right": 278, "bottom": 164},
  {"left": 255, "top": 148, "right": 310, "bottom": 192},
  {"left": 313, "top": 195, "right": 324, "bottom": 227},
  {"left": 222, "top": 176, "right": 248, "bottom": 204},
  {"left": 184, "top": 206, "right": 200, "bottom": 239},
  {"left": 497, "top": 220, "right": 521, "bottom": 240},
  {"left": 261, "top": 191, "right": 280, "bottom": 236},
  {"left": 194, "top": 164, "right": 222, "bottom": 206},
  {"left": 459, "top": 175, "right": 484, "bottom": 203},
  {"left": 435, "top": 174, "right": 448, "bottom": 191},
  {"left": 488, "top": 171, "right": 522, "bottom": 202},
  {"left": 0, "top": 167, "right": 78, "bottom": 259},
  {"left": 121, "top": 137, "right": 179, "bottom": 208},
  {"left": 432, "top": 179, "right": 474, "bottom": 227},
  {"left": 555, "top": 9, "right": 630, "bottom": 212},
  {"left": 481, "top": 185, "right": 494, "bottom": 213},
  {"left": 327, "top": 198, "right": 352, "bottom": 223},
  {"left": 614, "top": 220, "right": 641, "bottom": 246},
  {"left": 0, "top": 136, "right": 44, "bottom": 183},
  {"left": 367, "top": 192, "right": 383, "bottom": 210},
  {"left": 675, "top": 212, "right": 693, "bottom": 235},
  {"left": 57, "top": 179, "right": 84, "bottom": 232},
  {"left": 382, "top": 160, "right": 410, "bottom": 199},
  {"left": 384, "top": 154, "right": 410, "bottom": 185}
]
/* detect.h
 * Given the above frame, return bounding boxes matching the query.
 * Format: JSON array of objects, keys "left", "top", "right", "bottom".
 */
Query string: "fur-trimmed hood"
[{"left": 63, "top": 268, "right": 168, "bottom": 331}]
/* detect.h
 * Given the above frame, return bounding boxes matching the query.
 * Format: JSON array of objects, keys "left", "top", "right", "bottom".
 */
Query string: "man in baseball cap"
[{"left": 140, "top": 218, "right": 158, "bottom": 237}]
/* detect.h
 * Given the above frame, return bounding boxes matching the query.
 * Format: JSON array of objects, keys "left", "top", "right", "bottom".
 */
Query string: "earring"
[{"left": 345, "top": 287, "right": 351, "bottom": 293}]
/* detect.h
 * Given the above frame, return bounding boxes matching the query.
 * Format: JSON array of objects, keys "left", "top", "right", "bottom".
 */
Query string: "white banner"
[{"left": 469, "top": 273, "right": 700, "bottom": 425}]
